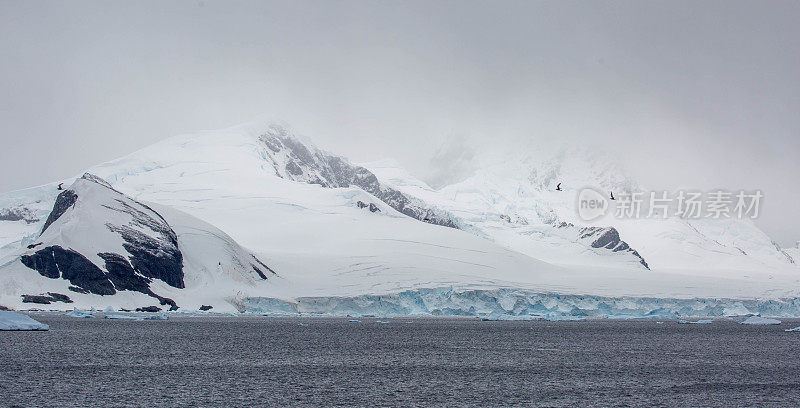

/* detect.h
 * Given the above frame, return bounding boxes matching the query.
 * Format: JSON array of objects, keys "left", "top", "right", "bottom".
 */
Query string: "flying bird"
[
  {"left": 556, "top": 183, "right": 562, "bottom": 191},
  {"left": 610, "top": 191, "right": 615, "bottom": 200}
]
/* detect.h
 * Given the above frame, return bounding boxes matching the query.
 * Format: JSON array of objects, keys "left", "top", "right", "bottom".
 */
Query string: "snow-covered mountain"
[
  {"left": 1, "top": 122, "right": 798, "bottom": 316},
  {"left": 1, "top": 173, "right": 273, "bottom": 311}
]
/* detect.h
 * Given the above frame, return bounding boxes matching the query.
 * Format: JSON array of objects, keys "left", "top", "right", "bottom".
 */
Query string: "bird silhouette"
[
  {"left": 556, "top": 183, "right": 562, "bottom": 191},
  {"left": 610, "top": 191, "right": 615, "bottom": 200}
]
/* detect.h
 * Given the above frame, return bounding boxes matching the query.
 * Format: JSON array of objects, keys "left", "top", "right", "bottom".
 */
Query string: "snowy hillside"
[
  {"left": 1, "top": 122, "right": 799, "bottom": 316},
  {"left": 364, "top": 149, "right": 798, "bottom": 275}
]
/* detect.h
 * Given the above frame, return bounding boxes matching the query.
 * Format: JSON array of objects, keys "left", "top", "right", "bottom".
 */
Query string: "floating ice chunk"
[
  {"left": 103, "top": 306, "right": 115, "bottom": 313},
  {"left": 376, "top": 320, "right": 390, "bottom": 324},
  {"left": 348, "top": 319, "right": 360, "bottom": 323},
  {"left": 784, "top": 326, "right": 800, "bottom": 332},
  {"left": 142, "top": 313, "right": 168, "bottom": 320},
  {"left": 0, "top": 311, "right": 49, "bottom": 330},
  {"left": 738, "top": 316, "right": 781, "bottom": 325},
  {"left": 104, "top": 314, "right": 144, "bottom": 321},
  {"left": 67, "top": 309, "right": 94, "bottom": 318},
  {"left": 678, "top": 319, "right": 713, "bottom": 324}
]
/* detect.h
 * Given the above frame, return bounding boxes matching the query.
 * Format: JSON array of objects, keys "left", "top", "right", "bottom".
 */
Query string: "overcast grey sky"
[{"left": 1, "top": 0, "right": 798, "bottom": 244}]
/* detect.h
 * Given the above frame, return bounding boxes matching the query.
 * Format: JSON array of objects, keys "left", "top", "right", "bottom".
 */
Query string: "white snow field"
[
  {"left": 0, "top": 310, "right": 49, "bottom": 330},
  {"left": 0, "top": 122, "right": 798, "bottom": 317}
]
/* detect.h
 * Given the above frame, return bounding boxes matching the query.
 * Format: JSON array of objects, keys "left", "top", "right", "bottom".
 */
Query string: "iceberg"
[
  {"left": 0, "top": 311, "right": 49, "bottom": 330},
  {"left": 784, "top": 327, "right": 800, "bottom": 332},
  {"left": 66, "top": 309, "right": 94, "bottom": 318},
  {"left": 738, "top": 316, "right": 781, "bottom": 325}
]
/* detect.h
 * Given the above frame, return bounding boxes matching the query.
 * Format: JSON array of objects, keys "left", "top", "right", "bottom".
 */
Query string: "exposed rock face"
[
  {"left": 356, "top": 201, "right": 381, "bottom": 213},
  {"left": 0, "top": 207, "right": 39, "bottom": 224},
  {"left": 103, "top": 199, "right": 184, "bottom": 288},
  {"left": 250, "top": 255, "right": 276, "bottom": 280},
  {"left": 199, "top": 305, "right": 213, "bottom": 311},
  {"left": 22, "top": 246, "right": 116, "bottom": 295},
  {"left": 260, "top": 126, "right": 457, "bottom": 228},
  {"left": 21, "top": 292, "right": 72, "bottom": 304},
  {"left": 579, "top": 227, "right": 650, "bottom": 269},
  {"left": 40, "top": 190, "right": 77, "bottom": 233}
]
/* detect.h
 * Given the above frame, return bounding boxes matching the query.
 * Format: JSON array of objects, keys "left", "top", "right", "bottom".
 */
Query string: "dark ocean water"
[{"left": 2, "top": 315, "right": 800, "bottom": 407}]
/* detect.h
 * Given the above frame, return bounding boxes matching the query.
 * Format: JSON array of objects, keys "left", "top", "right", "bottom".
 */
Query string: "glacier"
[{"left": 235, "top": 288, "right": 800, "bottom": 319}]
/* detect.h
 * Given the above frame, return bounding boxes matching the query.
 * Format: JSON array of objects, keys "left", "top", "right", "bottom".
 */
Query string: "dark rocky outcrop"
[
  {"left": 579, "top": 227, "right": 649, "bottom": 269},
  {"left": 21, "top": 246, "right": 116, "bottom": 295},
  {"left": 40, "top": 190, "right": 78, "bottom": 234},
  {"left": 136, "top": 306, "right": 162, "bottom": 313},
  {"left": 47, "top": 292, "right": 73, "bottom": 303},
  {"left": 21, "top": 292, "right": 73, "bottom": 304},
  {"left": 251, "top": 255, "right": 276, "bottom": 279},
  {"left": 103, "top": 198, "right": 184, "bottom": 289},
  {"left": 68, "top": 286, "right": 90, "bottom": 294},
  {"left": 0, "top": 207, "right": 39, "bottom": 224},
  {"left": 261, "top": 127, "right": 457, "bottom": 229},
  {"left": 356, "top": 201, "right": 381, "bottom": 213},
  {"left": 21, "top": 295, "right": 55, "bottom": 304},
  {"left": 199, "top": 305, "right": 213, "bottom": 311},
  {"left": 21, "top": 246, "right": 179, "bottom": 310}
]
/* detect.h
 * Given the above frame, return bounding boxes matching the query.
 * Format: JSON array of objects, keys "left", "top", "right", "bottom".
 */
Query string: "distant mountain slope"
[
  {"left": 259, "top": 125, "right": 458, "bottom": 228},
  {"left": 363, "top": 148, "right": 797, "bottom": 273}
]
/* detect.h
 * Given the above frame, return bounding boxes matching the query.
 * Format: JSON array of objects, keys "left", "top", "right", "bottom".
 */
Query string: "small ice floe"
[
  {"left": 67, "top": 308, "right": 94, "bottom": 318},
  {"left": 103, "top": 306, "right": 115, "bottom": 313},
  {"left": 105, "top": 312, "right": 168, "bottom": 321},
  {"left": 298, "top": 322, "right": 309, "bottom": 326},
  {"left": 738, "top": 316, "right": 781, "bottom": 325},
  {"left": 376, "top": 320, "right": 390, "bottom": 324},
  {"left": 105, "top": 314, "right": 144, "bottom": 321},
  {"left": 656, "top": 322, "right": 665, "bottom": 324},
  {"left": 0, "top": 311, "right": 49, "bottom": 331},
  {"left": 348, "top": 319, "right": 361, "bottom": 323},
  {"left": 677, "top": 319, "right": 713, "bottom": 324},
  {"left": 784, "top": 327, "right": 800, "bottom": 332}
]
